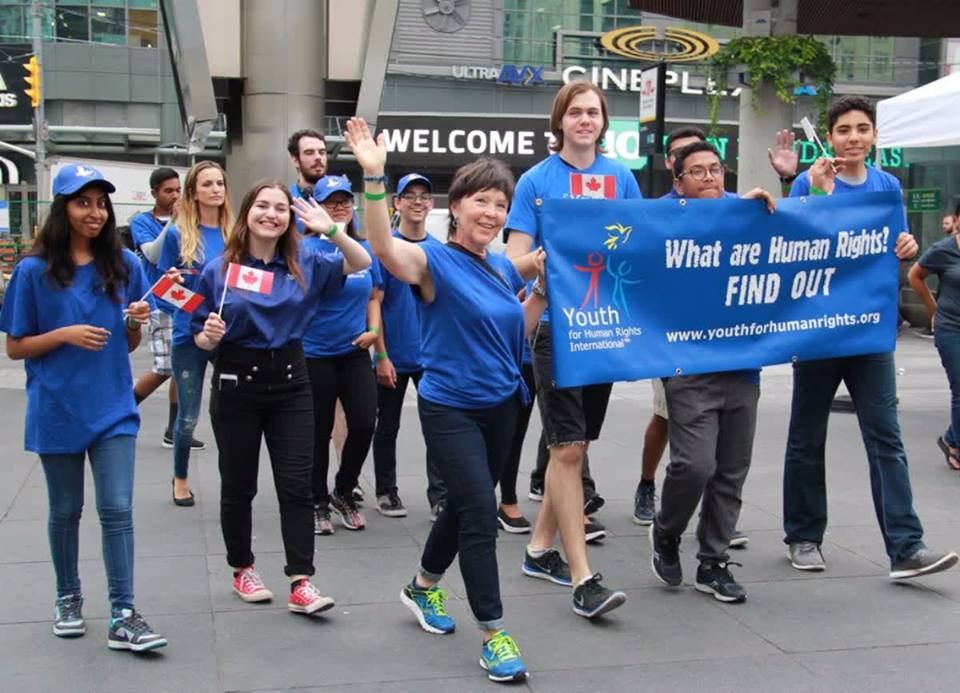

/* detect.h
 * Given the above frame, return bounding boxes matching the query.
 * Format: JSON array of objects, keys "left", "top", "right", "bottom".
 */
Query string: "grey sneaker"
[
  {"left": 632, "top": 484, "right": 656, "bottom": 525},
  {"left": 53, "top": 594, "right": 85, "bottom": 637},
  {"left": 889, "top": 548, "right": 959, "bottom": 580},
  {"left": 107, "top": 609, "right": 167, "bottom": 652},
  {"left": 788, "top": 542, "right": 825, "bottom": 571},
  {"left": 376, "top": 491, "right": 408, "bottom": 518}
]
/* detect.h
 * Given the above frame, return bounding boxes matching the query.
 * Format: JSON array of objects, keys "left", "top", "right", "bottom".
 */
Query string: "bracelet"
[
  {"left": 374, "top": 351, "right": 389, "bottom": 361},
  {"left": 324, "top": 222, "right": 339, "bottom": 239},
  {"left": 810, "top": 185, "right": 829, "bottom": 196},
  {"left": 364, "top": 191, "right": 387, "bottom": 201},
  {"left": 779, "top": 174, "right": 798, "bottom": 184},
  {"left": 363, "top": 175, "right": 388, "bottom": 185},
  {"left": 125, "top": 316, "right": 142, "bottom": 331},
  {"left": 367, "top": 326, "right": 379, "bottom": 335}
]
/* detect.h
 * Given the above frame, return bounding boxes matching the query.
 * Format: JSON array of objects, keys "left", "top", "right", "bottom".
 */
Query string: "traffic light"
[{"left": 23, "top": 56, "right": 40, "bottom": 108}]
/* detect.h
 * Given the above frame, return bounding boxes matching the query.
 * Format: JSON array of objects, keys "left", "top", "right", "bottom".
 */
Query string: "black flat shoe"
[
  {"left": 497, "top": 508, "right": 532, "bottom": 534},
  {"left": 937, "top": 436, "right": 960, "bottom": 471},
  {"left": 172, "top": 478, "right": 195, "bottom": 507}
]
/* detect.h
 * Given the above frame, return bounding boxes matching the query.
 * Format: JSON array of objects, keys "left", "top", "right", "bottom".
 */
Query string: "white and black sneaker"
[
  {"left": 528, "top": 484, "right": 544, "bottom": 502},
  {"left": 497, "top": 508, "right": 532, "bottom": 534},
  {"left": 161, "top": 431, "right": 206, "bottom": 450},
  {"left": 650, "top": 524, "right": 682, "bottom": 587},
  {"left": 695, "top": 562, "right": 747, "bottom": 603},
  {"left": 376, "top": 491, "right": 408, "bottom": 518},
  {"left": 53, "top": 594, "right": 85, "bottom": 637},
  {"left": 107, "top": 609, "right": 167, "bottom": 652},
  {"left": 585, "top": 518, "right": 607, "bottom": 544},
  {"left": 572, "top": 573, "right": 626, "bottom": 618}
]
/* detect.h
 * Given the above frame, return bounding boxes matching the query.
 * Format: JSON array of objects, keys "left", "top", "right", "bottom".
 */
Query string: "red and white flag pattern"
[
  {"left": 226, "top": 263, "right": 275, "bottom": 294},
  {"left": 569, "top": 173, "right": 616, "bottom": 199},
  {"left": 152, "top": 276, "right": 204, "bottom": 313}
]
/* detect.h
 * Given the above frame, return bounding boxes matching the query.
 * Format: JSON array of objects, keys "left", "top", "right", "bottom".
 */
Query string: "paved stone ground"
[{"left": 1, "top": 331, "right": 958, "bottom": 692}]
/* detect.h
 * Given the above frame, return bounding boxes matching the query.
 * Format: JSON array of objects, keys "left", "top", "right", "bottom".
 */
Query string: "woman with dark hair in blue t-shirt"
[
  {"left": 0, "top": 164, "right": 166, "bottom": 652},
  {"left": 346, "top": 117, "right": 545, "bottom": 683}
]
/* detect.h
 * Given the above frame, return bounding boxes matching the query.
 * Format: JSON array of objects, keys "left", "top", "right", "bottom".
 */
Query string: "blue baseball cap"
[
  {"left": 52, "top": 163, "right": 116, "bottom": 197},
  {"left": 313, "top": 175, "right": 354, "bottom": 203},
  {"left": 396, "top": 173, "right": 432, "bottom": 196}
]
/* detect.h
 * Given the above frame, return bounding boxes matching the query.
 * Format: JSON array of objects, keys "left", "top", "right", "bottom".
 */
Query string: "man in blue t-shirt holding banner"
[
  {"left": 506, "top": 81, "right": 638, "bottom": 618},
  {"left": 782, "top": 96, "right": 958, "bottom": 579}
]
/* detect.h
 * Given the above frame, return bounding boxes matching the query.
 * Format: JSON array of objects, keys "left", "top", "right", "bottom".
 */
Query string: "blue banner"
[{"left": 541, "top": 191, "right": 904, "bottom": 388}]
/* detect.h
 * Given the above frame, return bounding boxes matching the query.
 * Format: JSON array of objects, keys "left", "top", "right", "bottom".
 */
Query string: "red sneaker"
[
  {"left": 232, "top": 566, "right": 273, "bottom": 603},
  {"left": 288, "top": 579, "right": 335, "bottom": 615}
]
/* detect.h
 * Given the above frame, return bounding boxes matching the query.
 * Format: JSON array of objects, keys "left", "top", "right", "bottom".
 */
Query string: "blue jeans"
[
  {"left": 934, "top": 326, "right": 960, "bottom": 448},
  {"left": 171, "top": 341, "right": 212, "bottom": 479},
  {"left": 40, "top": 435, "right": 136, "bottom": 615},
  {"left": 417, "top": 394, "right": 519, "bottom": 631},
  {"left": 783, "top": 353, "right": 925, "bottom": 564}
]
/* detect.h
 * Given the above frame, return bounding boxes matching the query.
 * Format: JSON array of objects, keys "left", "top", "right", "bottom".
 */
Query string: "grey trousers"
[{"left": 655, "top": 373, "right": 760, "bottom": 563}]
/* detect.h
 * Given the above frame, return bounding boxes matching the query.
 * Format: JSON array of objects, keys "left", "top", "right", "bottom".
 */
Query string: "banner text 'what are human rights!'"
[{"left": 540, "top": 191, "right": 905, "bottom": 388}]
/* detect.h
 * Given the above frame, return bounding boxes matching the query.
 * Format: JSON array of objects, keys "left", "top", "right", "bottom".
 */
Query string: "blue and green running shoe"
[
  {"left": 480, "top": 630, "right": 528, "bottom": 682},
  {"left": 400, "top": 581, "right": 455, "bottom": 634}
]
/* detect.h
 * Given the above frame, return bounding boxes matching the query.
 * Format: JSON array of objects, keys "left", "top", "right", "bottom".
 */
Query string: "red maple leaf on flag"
[
  {"left": 586, "top": 177, "right": 601, "bottom": 192},
  {"left": 242, "top": 270, "right": 258, "bottom": 285},
  {"left": 170, "top": 289, "right": 186, "bottom": 301}
]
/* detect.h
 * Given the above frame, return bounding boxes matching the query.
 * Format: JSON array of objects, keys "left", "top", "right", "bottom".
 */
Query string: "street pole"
[{"left": 31, "top": 0, "right": 46, "bottom": 239}]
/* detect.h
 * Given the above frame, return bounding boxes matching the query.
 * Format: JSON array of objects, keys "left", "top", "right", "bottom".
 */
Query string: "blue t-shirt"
[
  {"left": 301, "top": 238, "right": 382, "bottom": 357},
  {"left": 191, "top": 246, "right": 345, "bottom": 349},
  {"left": 380, "top": 230, "right": 442, "bottom": 373},
  {"left": 417, "top": 244, "right": 526, "bottom": 409},
  {"left": 661, "top": 188, "right": 739, "bottom": 200},
  {"left": 506, "top": 153, "right": 641, "bottom": 323},
  {"left": 157, "top": 224, "right": 226, "bottom": 345},
  {"left": 918, "top": 236, "right": 960, "bottom": 332},
  {"left": 128, "top": 211, "right": 171, "bottom": 310},
  {"left": 790, "top": 166, "right": 907, "bottom": 228},
  {"left": 0, "top": 250, "right": 150, "bottom": 454}
]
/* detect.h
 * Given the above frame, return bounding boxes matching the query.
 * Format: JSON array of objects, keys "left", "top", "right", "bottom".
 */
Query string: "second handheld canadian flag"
[
  {"left": 152, "top": 276, "right": 204, "bottom": 312},
  {"left": 226, "top": 262, "right": 275, "bottom": 294}
]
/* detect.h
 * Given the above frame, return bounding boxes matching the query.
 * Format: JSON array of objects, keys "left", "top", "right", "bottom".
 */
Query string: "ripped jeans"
[{"left": 171, "top": 341, "right": 213, "bottom": 479}]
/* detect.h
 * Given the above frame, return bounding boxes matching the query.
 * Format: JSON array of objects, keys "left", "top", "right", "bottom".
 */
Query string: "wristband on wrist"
[
  {"left": 367, "top": 326, "right": 379, "bottom": 335},
  {"left": 363, "top": 175, "right": 388, "bottom": 185},
  {"left": 364, "top": 191, "right": 387, "bottom": 201},
  {"left": 125, "top": 316, "right": 142, "bottom": 331},
  {"left": 374, "top": 351, "right": 388, "bottom": 361},
  {"left": 810, "top": 185, "right": 829, "bottom": 196},
  {"left": 324, "top": 222, "right": 340, "bottom": 239}
]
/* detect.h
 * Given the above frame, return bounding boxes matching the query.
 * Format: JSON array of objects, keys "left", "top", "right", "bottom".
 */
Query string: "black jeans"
[
  {"left": 210, "top": 342, "right": 315, "bottom": 577},
  {"left": 372, "top": 369, "right": 446, "bottom": 503},
  {"left": 500, "top": 363, "right": 537, "bottom": 505},
  {"left": 417, "top": 393, "right": 520, "bottom": 630},
  {"left": 306, "top": 349, "right": 377, "bottom": 507}
]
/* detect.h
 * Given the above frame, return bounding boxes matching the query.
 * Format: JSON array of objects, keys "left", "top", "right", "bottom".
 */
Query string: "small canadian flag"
[
  {"left": 152, "top": 276, "right": 204, "bottom": 313},
  {"left": 570, "top": 173, "right": 616, "bottom": 199},
  {"left": 226, "top": 262, "right": 275, "bottom": 294}
]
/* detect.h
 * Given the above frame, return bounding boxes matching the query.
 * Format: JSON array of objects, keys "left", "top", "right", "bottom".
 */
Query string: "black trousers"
[
  {"left": 372, "top": 369, "right": 446, "bottom": 502},
  {"left": 210, "top": 342, "right": 315, "bottom": 577},
  {"left": 499, "top": 363, "right": 537, "bottom": 505},
  {"left": 306, "top": 349, "right": 377, "bottom": 506}
]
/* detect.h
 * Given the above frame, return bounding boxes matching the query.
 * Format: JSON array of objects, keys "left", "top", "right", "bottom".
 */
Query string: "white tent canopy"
[{"left": 877, "top": 71, "right": 960, "bottom": 149}]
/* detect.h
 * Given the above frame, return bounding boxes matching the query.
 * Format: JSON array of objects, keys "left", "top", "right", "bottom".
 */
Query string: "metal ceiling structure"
[{"left": 628, "top": 0, "right": 960, "bottom": 37}]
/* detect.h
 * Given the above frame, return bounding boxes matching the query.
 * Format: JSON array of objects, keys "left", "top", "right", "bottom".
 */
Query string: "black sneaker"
[
  {"left": 107, "top": 609, "right": 167, "bottom": 652},
  {"left": 330, "top": 489, "right": 365, "bottom": 530},
  {"left": 352, "top": 486, "right": 365, "bottom": 504},
  {"left": 429, "top": 501, "right": 445, "bottom": 522},
  {"left": 53, "top": 594, "right": 85, "bottom": 637},
  {"left": 649, "top": 523, "right": 682, "bottom": 587},
  {"left": 695, "top": 561, "right": 747, "bottom": 603},
  {"left": 521, "top": 548, "right": 572, "bottom": 586},
  {"left": 528, "top": 483, "right": 543, "bottom": 502},
  {"left": 161, "top": 431, "right": 206, "bottom": 450},
  {"left": 497, "top": 508, "right": 531, "bottom": 534},
  {"left": 376, "top": 491, "right": 408, "bottom": 518},
  {"left": 583, "top": 492, "right": 605, "bottom": 517},
  {"left": 632, "top": 484, "right": 656, "bottom": 526},
  {"left": 728, "top": 530, "right": 749, "bottom": 549},
  {"left": 572, "top": 573, "right": 626, "bottom": 618},
  {"left": 585, "top": 518, "right": 606, "bottom": 544}
]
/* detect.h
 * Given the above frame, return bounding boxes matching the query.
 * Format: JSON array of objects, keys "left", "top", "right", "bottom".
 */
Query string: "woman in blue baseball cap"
[
  {"left": 303, "top": 175, "right": 380, "bottom": 533},
  {"left": 0, "top": 163, "right": 167, "bottom": 652}
]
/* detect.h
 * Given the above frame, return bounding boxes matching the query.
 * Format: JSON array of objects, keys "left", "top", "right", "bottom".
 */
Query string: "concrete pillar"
[
  {"left": 227, "top": 0, "right": 326, "bottom": 197},
  {"left": 736, "top": 0, "right": 797, "bottom": 194}
]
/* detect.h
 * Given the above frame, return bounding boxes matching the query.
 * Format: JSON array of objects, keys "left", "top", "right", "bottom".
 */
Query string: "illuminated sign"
[
  {"left": 600, "top": 25, "right": 720, "bottom": 63},
  {"left": 561, "top": 65, "right": 741, "bottom": 97},
  {"left": 451, "top": 63, "right": 545, "bottom": 86}
]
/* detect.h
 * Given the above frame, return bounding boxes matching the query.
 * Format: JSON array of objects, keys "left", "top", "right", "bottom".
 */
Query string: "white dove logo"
[
  {"left": 327, "top": 177, "right": 341, "bottom": 188},
  {"left": 75, "top": 166, "right": 95, "bottom": 178}
]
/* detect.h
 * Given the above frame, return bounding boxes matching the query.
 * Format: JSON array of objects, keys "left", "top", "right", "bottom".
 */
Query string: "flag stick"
[
  {"left": 217, "top": 280, "right": 229, "bottom": 315},
  {"left": 136, "top": 276, "right": 163, "bottom": 304}
]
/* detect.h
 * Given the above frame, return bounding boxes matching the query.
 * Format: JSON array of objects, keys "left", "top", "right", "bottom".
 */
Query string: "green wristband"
[
  {"left": 374, "top": 351, "right": 388, "bottom": 361},
  {"left": 810, "top": 185, "right": 829, "bottom": 196},
  {"left": 368, "top": 326, "right": 379, "bottom": 335},
  {"left": 364, "top": 191, "right": 387, "bottom": 201},
  {"left": 324, "top": 223, "right": 339, "bottom": 239}
]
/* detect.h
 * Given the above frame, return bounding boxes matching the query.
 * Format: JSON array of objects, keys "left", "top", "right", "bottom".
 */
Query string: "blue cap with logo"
[
  {"left": 396, "top": 173, "right": 432, "bottom": 196},
  {"left": 52, "top": 163, "right": 117, "bottom": 197},
  {"left": 312, "top": 175, "right": 354, "bottom": 203}
]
